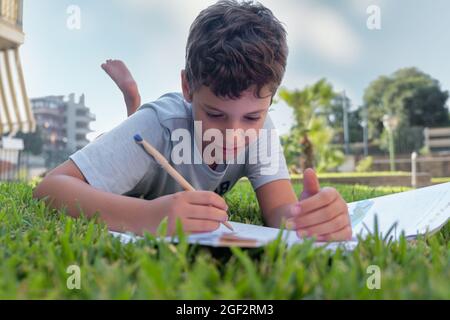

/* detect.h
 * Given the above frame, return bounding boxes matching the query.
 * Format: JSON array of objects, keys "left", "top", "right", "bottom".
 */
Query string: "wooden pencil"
[{"left": 133, "top": 134, "right": 234, "bottom": 231}]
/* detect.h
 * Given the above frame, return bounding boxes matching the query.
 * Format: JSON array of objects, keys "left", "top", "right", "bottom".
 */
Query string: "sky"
[{"left": 20, "top": 0, "right": 450, "bottom": 139}]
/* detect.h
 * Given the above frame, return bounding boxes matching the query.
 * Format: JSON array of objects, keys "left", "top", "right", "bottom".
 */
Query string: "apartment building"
[{"left": 31, "top": 93, "right": 96, "bottom": 154}]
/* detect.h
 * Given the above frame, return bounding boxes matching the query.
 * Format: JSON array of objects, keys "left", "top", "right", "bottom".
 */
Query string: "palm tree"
[{"left": 279, "top": 79, "right": 335, "bottom": 170}]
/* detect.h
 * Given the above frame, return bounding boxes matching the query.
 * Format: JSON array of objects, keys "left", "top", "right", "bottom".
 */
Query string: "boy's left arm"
[{"left": 256, "top": 168, "right": 352, "bottom": 241}]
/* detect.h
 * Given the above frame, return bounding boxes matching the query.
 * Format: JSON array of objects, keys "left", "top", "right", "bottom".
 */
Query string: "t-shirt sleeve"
[
  {"left": 69, "top": 108, "right": 166, "bottom": 195},
  {"left": 244, "top": 114, "right": 291, "bottom": 190}
]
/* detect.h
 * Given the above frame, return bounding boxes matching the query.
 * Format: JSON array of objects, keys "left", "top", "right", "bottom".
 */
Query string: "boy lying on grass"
[{"left": 33, "top": 0, "right": 351, "bottom": 241}]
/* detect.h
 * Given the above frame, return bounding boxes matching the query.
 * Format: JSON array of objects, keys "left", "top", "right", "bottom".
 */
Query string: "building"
[
  {"left": 31, "top": 94, "right": 96, "bottom": 157},
  {"left": 31, "top": 95, "right": 66, "bottom": 155},
  {"left": 0, "top": 0, "right": 35, "bottom": 135},
  {"left": 1, "top": 0, "right": 35, "bottom": 180},
  {"left": 65, "top": 93, "right": 96, "bottom": 152}
]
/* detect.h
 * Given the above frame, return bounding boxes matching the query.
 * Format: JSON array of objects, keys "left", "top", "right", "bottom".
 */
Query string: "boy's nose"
[{"left": 223, "top": 130, "right": 246, "bottom": 148}]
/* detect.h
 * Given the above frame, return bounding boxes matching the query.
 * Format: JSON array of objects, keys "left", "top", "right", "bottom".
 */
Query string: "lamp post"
[
  {"left": 359, "top": 105, "right": 369, "bottom": 157},
  {"left": 382, "top": 114, "right": 399, "bottom": 172},
  {"left": 50, "top": 132, "right": 57, "bottom": 168},
  {"left": 411, "top": 151, "right": 417, "bottom": 188},
  {"left": 342, "top": 91, "right": 350, "bottom": 155}
]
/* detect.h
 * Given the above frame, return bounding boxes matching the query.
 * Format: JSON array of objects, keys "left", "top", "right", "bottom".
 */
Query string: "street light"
[
  {"left": 50, "top": 132, "right": 57, "bottom": 168},
  {"left": 359, "top": 105, "right": 369, "bottom": 157},
  {"left": 342, "top": 91, "right": 350, "bottom": 155},
  {"left": 382, "top": 114, "right": 399, "bottom": 172}
]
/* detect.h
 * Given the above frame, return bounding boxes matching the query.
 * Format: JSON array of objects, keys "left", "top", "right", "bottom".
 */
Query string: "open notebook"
[{"left": 110, "top": 182, "right": 450, "bottom": 249}]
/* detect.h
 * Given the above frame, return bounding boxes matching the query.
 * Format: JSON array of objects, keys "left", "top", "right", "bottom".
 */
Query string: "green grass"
[
  {"left": 432, "top": 177, "right": 450, "bottom": 184},
  {"left": 0, "top": 180, "right": 448, "bottom": 299},
  {"left": 290, "top": 172, "right": 411, "bottom": 179}
]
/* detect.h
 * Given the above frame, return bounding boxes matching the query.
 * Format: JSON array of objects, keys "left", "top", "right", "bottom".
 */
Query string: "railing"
[
  {"left": 0, "top": 0, "right": 22, "bottom": 27},
  {"left": 0, "top": 148, "right": 28, "bottom": 181},
  {"left": 424, "top": 127, "right": 450, "bottom": 152}
]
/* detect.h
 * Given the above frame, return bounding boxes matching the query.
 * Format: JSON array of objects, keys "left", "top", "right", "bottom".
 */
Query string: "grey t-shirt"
[{"left": 69, "top": 92, "right": 290, "bottom": 199}]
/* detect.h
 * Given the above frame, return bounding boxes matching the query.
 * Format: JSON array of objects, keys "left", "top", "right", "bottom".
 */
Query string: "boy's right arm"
[{"left": 33, "top": 160, "right": 230, "bottom": 236}]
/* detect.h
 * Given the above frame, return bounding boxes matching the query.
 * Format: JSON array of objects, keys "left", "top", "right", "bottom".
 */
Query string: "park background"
[
  {"left": 2, "top": 0, "right": 450, "bottom": 185},
  {"left": 0, "top": 0, "right": 449, "bottom": 299}
]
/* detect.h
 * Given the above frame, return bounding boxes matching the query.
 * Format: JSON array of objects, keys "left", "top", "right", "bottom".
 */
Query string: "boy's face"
[{"left": 181, "top": 70, "right": 272, "bottom": 161}]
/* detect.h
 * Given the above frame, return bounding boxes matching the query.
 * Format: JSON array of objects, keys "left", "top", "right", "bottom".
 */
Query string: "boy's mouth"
[
  {"left": 223, "top": 146, "right": 239, "bottom": 151},
  {"left": 222, "top": 144, "right": 245, "bottom": 154}
]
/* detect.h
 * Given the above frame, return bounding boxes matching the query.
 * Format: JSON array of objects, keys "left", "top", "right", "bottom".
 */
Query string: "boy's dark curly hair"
[{"left": 185, "top": 0, "right": 288, "bottom": 99}]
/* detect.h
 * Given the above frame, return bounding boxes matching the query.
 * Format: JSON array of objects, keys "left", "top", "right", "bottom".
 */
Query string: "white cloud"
[
  {"left": 348, "top": 0, "right": 387, "bottom": 14},
  {"left": 114, "top": 0, "right": 214, "bottom": 30},
  {"left": 111, "top": 0, "right": 364, "bottom": 133},
  {"left": 262, "top": 0, "right": 361, "bottom": 66},
  {"left": 115, "top": 0, "right": 362, "bottom": 66}
]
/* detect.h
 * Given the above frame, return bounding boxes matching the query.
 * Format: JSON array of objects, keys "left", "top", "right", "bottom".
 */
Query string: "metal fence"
[{"left": 0, "top": 148, "right": 28, "bottom": 181}]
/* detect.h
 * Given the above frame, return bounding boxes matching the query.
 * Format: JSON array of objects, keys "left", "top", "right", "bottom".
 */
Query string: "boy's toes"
[{"left": 112, "top": 59, "right": 125, "bottom": 67}]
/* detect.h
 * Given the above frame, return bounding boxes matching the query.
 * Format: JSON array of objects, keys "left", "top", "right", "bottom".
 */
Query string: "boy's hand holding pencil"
[{"left": 134, "top": 134, "right": 234, "bottom": 234}]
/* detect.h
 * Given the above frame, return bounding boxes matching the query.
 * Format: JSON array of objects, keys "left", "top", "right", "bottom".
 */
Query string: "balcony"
[
  {"left": 76, "top": 110, "right": 96, "bottom": 123},
  {"left": 75, "top": 125, "right": 93, "bottom": 136},
  {"left": 0, "top": 0, "right": 24, "bottom": 50}
]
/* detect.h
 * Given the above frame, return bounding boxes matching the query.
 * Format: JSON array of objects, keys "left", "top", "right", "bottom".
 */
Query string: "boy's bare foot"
[{"left": 101, "top": 59, "right": 141, "bottom": 117}]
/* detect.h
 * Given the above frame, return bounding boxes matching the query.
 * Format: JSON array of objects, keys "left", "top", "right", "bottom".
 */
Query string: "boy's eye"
[
  {"left": 245, "top": 116, "right": 261, "bottom": 121},
  {"left": 206, "top": 113, "right": 223, "bottom": 118}
]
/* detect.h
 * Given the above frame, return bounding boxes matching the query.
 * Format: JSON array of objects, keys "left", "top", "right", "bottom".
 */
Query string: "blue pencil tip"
[{"left": 134, "top": 134, "right": 143, "bottom": 142}]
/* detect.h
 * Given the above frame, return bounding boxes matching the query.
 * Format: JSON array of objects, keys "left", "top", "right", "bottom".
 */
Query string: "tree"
[
  {"left": 363, "top": 67, "right": 449, "bottom": 139},
  {"left": 308, "top": 117, "right": 345, "bottom": 172},
  {"left": 278, "top": 79, "right": 344, "bottom": 172},
  {"left": 404, "top": 85, "right": 449, "bottom": 126},
  {"left": 324, "top": 95, "right": 363, "bottom": 144},
  {"left": 15, "top": 126, "right": 44, "bottom": 155}
]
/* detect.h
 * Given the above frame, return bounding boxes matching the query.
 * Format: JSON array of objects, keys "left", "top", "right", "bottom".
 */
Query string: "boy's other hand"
[
  {"left": 149, "top": 191, "right": 229, "bottom": 235},
  {"left": 286, "top": 168, "right": 352, "bottom": 242}
]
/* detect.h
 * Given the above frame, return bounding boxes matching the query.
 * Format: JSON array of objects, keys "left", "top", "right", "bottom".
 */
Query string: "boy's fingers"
[
  {"left": 297, "top": 187, "right": 339, "bottom": 215},
  {"left": 317, "top": 225, "right": 353, "bottom": 242},
  {"left": 296, "top": 213, "right": 350, "bottom": 238},
  {"left": 293, "top": 199, "right": 348, "bottom": 228},
  {"left": 186, "top": 204, "right": 229, "bottom": 222},
  {"left": 186, "top": 219, "right": 221, "bottom": 233},
  {"left": 300, "top": 168, "right": 320, "bottom": 200},
  {"left": 184, "top": 191, "right": 228, "bottom": 210}
]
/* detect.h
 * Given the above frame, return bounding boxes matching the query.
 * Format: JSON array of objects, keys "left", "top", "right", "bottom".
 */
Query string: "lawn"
[
  {"left": 432, "top": 177, "right": 450, "bottom": 184},
  {"left": 290, "top": 171, "right": 412, "bottom": 179},
  {"left": 0, "top": 180, "right": 448, "bottom": 299}
]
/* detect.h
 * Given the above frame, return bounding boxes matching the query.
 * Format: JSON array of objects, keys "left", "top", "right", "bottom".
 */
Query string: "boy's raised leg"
[{"left": 101, "top": 59, "right": 141, "bottom": 117}]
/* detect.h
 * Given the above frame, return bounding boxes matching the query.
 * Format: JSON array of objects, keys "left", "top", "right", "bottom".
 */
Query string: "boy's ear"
[{"left": 181, "top": 70, "right": 193, "bottom": 102}]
